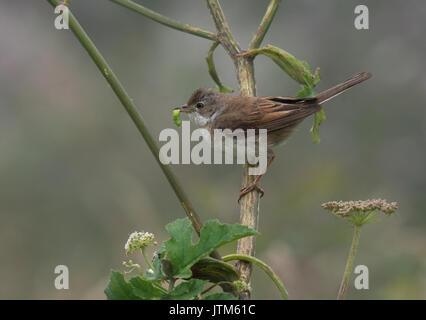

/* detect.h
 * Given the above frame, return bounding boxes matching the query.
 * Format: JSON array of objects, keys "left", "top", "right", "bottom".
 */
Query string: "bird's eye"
[{"left": 196, "top": 102, "right": 205, "bottom": 109}]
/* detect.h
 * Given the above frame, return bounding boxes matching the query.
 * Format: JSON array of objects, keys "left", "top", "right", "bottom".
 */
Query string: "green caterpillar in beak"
[{"left": 173, "top": 109, "right": 181, "bottom": 127}]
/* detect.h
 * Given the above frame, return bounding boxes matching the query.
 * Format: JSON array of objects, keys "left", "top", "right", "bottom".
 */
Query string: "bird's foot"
[{"left": 238, "top": 183, "right": 264, "bottom": 203}]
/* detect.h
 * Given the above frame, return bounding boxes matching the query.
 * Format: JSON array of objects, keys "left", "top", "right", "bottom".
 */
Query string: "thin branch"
[
  {"left": 223, "top": 254, "right": 289, "bottom": 300},
  {"left": 109, "top": 0, "right": 216, "bottom": 41},
  {"left": 45, "top": 0, "right": 223, "bottom": 260},
  {"left": 249, "top": 0, "right": 281, "bottom": 49}
]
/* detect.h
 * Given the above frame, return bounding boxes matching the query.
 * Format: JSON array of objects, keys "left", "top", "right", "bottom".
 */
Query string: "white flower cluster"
[
  {"left": 125, "top": 231, "right": 156, "bottom": 254},
  {"left": 322, "top": 199, "right": 398, "bottom": 216}
]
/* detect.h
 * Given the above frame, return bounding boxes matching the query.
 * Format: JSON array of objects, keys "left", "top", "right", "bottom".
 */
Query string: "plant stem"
[
  {"left": 337, "top": 225, "right": 362, "bottom": 300},
  {"left": 141, "top": 247, "right": 154, "bottom": 271},
  {"left": 109, "top": 0, "right": 216, "bottom": 41},
  {"left": 223, "top": 254, "right": 289, "bottom": 300},
  {"left": 45, "top": 0, "right": 222, "bottom": 260},
  {"left": 249, "top": 0, "right": 281, "bottom": 49},
  {"left": 205, "top": 0, "right": 241, "bottom": 56},
  {"left": 206, "top": 0, "right": 281, "bottom": 299}
]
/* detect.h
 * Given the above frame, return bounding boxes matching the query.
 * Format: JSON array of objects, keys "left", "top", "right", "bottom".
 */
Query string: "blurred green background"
[{"left": 0, "top": 0, "right": 425, "bottom": 299}]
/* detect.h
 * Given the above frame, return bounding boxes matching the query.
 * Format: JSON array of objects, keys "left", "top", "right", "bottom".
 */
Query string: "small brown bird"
[{"left": 175, "top": 72, "right": 372, "bottom": 202}]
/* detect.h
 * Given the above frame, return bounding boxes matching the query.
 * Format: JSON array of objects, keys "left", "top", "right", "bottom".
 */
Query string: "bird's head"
[{"left": 173, "top": 88, "right": 221, "bottom": 126}]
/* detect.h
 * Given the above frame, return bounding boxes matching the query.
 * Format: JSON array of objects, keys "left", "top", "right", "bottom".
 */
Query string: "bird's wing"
[
  {"left": 262, "top": 96, "right": 317, "bottom": 104},
  {"left": 212, "top": 97, "right": 321, "bottom": 132}
]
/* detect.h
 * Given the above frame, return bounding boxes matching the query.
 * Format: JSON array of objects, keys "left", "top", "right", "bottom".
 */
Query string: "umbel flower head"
[
  {"left": 322, "top": 199, "right": 398, "bottom": 226},
  {"left": 125, "top": 231, "right": 157, "bottom": 255}
]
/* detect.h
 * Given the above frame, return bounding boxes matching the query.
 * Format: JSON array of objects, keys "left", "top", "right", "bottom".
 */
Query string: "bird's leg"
[{"left": 238, "top": 150, "right": 275, "bottom": 203}]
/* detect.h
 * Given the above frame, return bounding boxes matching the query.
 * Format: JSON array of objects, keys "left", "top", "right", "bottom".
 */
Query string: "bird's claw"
[{"left": 238, "top": 183, "right": 264, "bottom": 203}]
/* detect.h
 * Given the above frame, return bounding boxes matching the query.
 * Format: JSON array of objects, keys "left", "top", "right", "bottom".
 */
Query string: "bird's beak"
[{"left": 173, "top": 105, "right": 192, "bottom": 113}]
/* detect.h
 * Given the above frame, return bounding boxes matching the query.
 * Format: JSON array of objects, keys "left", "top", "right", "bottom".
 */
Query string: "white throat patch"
[{"left": 188, "top": 112, "right": 210, "bottom": 127}]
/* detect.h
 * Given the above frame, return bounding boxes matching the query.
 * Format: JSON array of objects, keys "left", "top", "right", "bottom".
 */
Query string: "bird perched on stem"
[{"left": 174, "top": 72, "right": 372, "bottom": 202}]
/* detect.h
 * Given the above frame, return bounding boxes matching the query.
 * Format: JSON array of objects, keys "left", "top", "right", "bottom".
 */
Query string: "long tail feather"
[{"left": 315, "top": 72, "right": 372, "bottom": 104}]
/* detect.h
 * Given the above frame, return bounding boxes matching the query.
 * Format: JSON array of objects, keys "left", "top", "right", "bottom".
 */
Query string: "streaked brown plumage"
[{"left": 175, "top": 72, "right": 372, "bottom": 201}]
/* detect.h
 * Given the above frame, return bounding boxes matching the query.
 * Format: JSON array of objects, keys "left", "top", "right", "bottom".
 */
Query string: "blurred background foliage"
[{"left": 0, "top": 0, "right": 425, "bottom": 299}]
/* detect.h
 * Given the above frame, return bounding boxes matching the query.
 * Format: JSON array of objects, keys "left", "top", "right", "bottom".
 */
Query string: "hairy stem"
[
  {"left": 223, "top": 254, "right": 289, "bottom": 300},
  {"left": 45, "top": 0, "right": 223, "bottom": 260},
  {"left": 109, "top": 0, "right": 216, "bottom": 41},
  {"left": 206, "top": 0, "right": 271, "bottom": 300},
  {"left": 338, "top": 225, "right": 362, "bottom": 300},
  {"left": 249, "top": 0, "right": 281, "bottom": 49}
]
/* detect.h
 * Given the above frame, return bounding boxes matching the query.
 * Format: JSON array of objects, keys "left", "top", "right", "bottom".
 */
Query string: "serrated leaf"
[
  {"left": 165, "top": 218, "right": 258, "bottom": 278},
  {"left": 202, "top": 292, "right": 237, "bottom": 300},
  {"left": 104, "top": 270, "right": 139, "bottom": 300},
  {"left": 168, "top": 279, "right": 207, "bottom": 300},
  {"left": 129, "top": 277, "right": 166, "bottom": 300}
]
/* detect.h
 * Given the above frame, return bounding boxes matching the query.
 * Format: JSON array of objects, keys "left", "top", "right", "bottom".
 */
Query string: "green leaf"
[
  {"left": 145, "top": 246, "right": 167, "bottom": 280},
  {"left": 295, "top": 84, "right": 326, "bottom": 144},
  {"left": 246, "top": 45, "right": 317, "bottom": 87},
  {"left": 161, "top": 258, "right": 175, "bottom": 279},
  {"left": 104, "top": 270, "right": 139, "bottom": 300},
  {"left": 105, "top": 271, "right": 167, "bottom": 300},
  {"left": 313, "top": 67, "right": 321, "bottom": 86},
  {"left": 202, "top": 292, "right": 237, "bottom": 300},
  {"left": 168, "top": 279, "right": 207, "bottom": 300},
  {"left": 129, "top": 276, "right": 166, "bottom": 300},
  {"left": 191, "top": 257, "right": 240, "bottom": 283},
  {"left": 295, "top": 85, "right": 316, "bottom": 98},
  {"left": 245, "top": 45, "right": 326, "bottom": 143},
  {"left": 165, "top": 218, "right": 258, "bottom": 278},
  {"left": 311, "top": 109, "right": 326, "bottom": 144}
]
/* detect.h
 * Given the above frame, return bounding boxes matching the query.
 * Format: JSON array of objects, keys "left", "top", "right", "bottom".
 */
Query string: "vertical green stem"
[
  {"left": 249, "top": 0, "right": 281, "bottom": 49},
  {"left": 45, "top": 0, "right": 225, "bottom": 260},
  {"left": 205, "top": 0, "right": 261, "bottom": 300},
  {"left": 205, "top": 0, "right": 282, "bottom": 300},
  {"left": 338, "top": 225, "right": 362, "bottom": 300}
]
